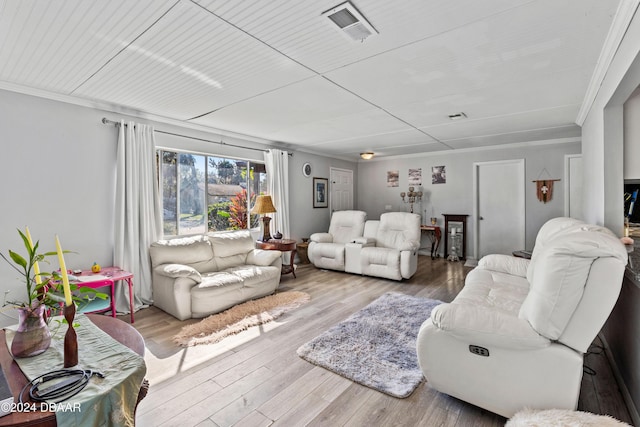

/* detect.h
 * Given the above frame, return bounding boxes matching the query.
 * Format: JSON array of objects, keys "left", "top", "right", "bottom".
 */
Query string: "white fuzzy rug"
[
  {"left": 297, "top": 292, "right": 442, "bottom": 398},
  {"left": 506, "top": 409, "right": 631, "bottom": 426},
  {"left": 173, "top": 291, "right": 310, "bottom": 347}
]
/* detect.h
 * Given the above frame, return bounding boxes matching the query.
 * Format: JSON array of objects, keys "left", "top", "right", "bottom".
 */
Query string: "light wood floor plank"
[{"left": 127, "top": 257, "right": 631, "bottom": 426}]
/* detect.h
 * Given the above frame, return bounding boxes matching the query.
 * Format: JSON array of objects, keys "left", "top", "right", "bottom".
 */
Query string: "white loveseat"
[
  {"left": 417, "top": 217, "right": 628, "bottom": 418},
  {"left": 309, "top": 211, "right": 421, "bottom": 281},
  {"left": 149, "top": 229, "right": 282, "bottom": 320}
]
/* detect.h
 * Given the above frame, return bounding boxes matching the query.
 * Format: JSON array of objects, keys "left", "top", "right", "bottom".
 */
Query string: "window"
[{"left": 159, "top": 150, "right": 267, "bottom": 236}]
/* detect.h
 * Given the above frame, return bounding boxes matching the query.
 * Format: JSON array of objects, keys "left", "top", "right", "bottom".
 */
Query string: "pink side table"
[{"left": 75, "top": 266, "right": 135, "bottom": 323}]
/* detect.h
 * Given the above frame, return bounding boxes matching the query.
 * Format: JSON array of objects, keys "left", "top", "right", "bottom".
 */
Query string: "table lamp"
[{"left": 251, "top": 195, "right": 277, "bottom": 241}]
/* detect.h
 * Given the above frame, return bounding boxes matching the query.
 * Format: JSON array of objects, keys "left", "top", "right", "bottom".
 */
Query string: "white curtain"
[
  {"left": 114, "top": 120, "right": 162, "bottom": 314},
  {"left": 264, "top": 149, "right": 290, "bottom": 239}
]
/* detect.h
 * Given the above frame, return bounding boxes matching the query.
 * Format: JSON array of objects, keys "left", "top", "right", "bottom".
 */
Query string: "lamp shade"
[{"left": 251, "top": 195, "right": 277, "bottom": 215}]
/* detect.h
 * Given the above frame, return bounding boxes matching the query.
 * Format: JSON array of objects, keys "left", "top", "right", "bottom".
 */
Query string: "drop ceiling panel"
[
  {"left": 393, "top": 67, "right": 588, "bottom": 129},
  {"left": 191, "top": 76, "right": 417, "bottom": 144},
  {"left": 324, "top": 0, "right": 618, "bottom": 112},
  {"left": 0, "top": 0, "right": 176, "bottom": 93},
  {"left": 74, "top": 0, "right": 315, "bottom": 119},
  {"left": 195, "top": 0, "right": 534, "bottom": 73},
  {"left": 422, "top": 105, "right": 580, "bottom": 141},
  {"left": 306, "top": 127, "right": 438, "bottom": 152}
]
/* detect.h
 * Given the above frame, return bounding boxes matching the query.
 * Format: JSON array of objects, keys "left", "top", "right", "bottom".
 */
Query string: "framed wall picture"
[{"left": 313, "top": 177, "right": 329, "bottom": 208}]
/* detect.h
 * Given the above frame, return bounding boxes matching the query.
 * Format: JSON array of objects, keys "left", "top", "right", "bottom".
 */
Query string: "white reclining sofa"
[
  {"left": 417, "top": 217, "right": 627, "bottom": 417},
  {"left": 149, "top": 229, "right": 282, "bottom": 320},
  {"left": 309, "top": 210, "right": 421, "bottom": 281}
]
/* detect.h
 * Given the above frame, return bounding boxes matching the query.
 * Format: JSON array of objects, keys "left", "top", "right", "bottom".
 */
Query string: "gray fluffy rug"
[{"left": 297, "top": 292, "right": 442, "bottom": 398}]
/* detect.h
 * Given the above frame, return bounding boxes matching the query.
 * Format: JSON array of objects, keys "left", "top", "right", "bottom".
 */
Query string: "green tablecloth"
[{"left": 5, "top": 314, "right": 146, "bottom": 427}]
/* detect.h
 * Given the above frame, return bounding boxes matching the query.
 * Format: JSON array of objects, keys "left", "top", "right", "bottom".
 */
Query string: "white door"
[
  {"left": 474, "top": 160, "right": 525, "bottom": 258},
  {"left": 330, "top": 168, "right": 354, "bottom": 212},
  {"left": 565, "top": 154, "right": 583, "bottom": 219}
]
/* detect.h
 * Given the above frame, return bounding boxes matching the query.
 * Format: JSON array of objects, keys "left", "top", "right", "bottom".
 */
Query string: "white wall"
[
  {"left": 582, "top": 9, "right": 640, "bottom": 232},
  {"left": 0, "top": 90, "right": 116, "bottom": 326},
  {"left": 288, "top": 152, "right": 357, "bottom": 241},
  {"left": 357, "top": 141, "right": 580, "bottom": 257},
  {"left": 624, "top": 87, "right": 640, "bottom": 180},
  {"left": 0, "top": 89, "right": 356, "bottom": 327}
]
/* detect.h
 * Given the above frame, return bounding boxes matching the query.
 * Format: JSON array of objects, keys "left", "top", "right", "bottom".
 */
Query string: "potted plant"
[{"left": 1, "top": 228, "right": 106, "bottom": 357}]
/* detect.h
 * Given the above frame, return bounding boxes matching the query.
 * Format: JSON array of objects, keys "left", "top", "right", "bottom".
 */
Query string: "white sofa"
[
  {"left": 149, "top": 229, "right": 282, "bottom": 320},
  {"left": 416, "top": 217, "right": 628, "bottom": 418},
  {"left": 309, "top": 211, "right": 421, "bottom": 281}
]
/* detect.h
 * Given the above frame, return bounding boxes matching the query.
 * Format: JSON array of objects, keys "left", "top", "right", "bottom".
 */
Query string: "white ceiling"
[{"left": 0, "top": 0, "right": 621, "bottom": 160}]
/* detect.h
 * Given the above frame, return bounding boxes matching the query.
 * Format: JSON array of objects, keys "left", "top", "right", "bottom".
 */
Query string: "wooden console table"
[
  {"left": 255, "top": 239, "right": 297, "bottom": 278},
  {"left": 420, "top": 225, "right": 441, "bottom": 259},
  {"left": 0, "top": 314, "right": 145, "bottom": 427}
]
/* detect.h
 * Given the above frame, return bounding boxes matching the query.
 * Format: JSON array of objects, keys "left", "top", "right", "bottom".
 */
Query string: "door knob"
[{"left": 479, "top": 216, "right": 484, "bottom": 220}]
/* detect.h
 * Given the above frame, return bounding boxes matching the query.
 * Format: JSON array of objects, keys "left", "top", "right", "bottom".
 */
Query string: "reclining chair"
[
  {"left": 308, "top": 210, "right": 367, "bottom": 272},
  {"left": 357, "top": 212, "right": 421, "bottom": 281},
  {"left": 416, "top": 217, "right": 627, "bottom": 417}
]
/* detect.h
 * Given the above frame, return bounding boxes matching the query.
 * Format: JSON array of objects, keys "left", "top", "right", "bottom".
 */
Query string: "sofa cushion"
[
  {"left": 225, "top": 265, "right": 281, "bottom": 289},
  {"left": 519, "top": 230, "right": 628, "bottom": 340},
  {"left": 246, "top": 249, "right": 282, "bottom": 266},
  {"left": 327, "top": 210, "right": 367, "bottom": 244},
  {"left": 149, "top": 235, "right": 214, "bottom": 267},
  {"left": 208, "top": 229, "right": 255, "bottom": 257},
  {"left": 376, "top": 212, "right": 421, "bottom": 250},
  {"left": 154, "top": 264, "right": 202, "bottom": 283}
]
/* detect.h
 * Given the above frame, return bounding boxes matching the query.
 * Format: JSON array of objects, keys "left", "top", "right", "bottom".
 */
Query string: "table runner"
[{"left": 5, "top": 314, "right": 146, "bottom": 427}]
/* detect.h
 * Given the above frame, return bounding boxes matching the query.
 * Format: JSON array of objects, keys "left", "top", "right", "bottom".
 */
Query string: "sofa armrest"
[
  {"left": 247, "top": 249, "right": 282, "bottom": 266},
  {"left": 477, "top": 254, "right": 530, "bottom": 277},
  {"left": 310, "top": 232, "right": 333, "bottom": 243},
  {"left": 154, "top": 264, "right": 202, "bottom": 284},
  {"left": 399, "top": 241, "right": 420, "bottom": 252},
  {"left": 430, "top": 303, "right": 550, "bottom": 350}
]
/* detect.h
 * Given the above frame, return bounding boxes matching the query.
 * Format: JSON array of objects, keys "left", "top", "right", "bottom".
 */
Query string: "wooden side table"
[
  {"left": 420, "top": 225, "right": 441, "bottom": 259},
  {"left": 255, "top": 239, "right": 297, "bottom": 278}
]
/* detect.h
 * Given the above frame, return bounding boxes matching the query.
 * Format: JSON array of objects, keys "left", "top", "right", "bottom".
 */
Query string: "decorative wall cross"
[{"left": 533, "top": 179, "right": 560, "bottom": 203}]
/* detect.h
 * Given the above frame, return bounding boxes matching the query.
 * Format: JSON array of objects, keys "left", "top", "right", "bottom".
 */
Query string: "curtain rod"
[{"left": 101, "top": 118, "right": 291, "bottom": 156}]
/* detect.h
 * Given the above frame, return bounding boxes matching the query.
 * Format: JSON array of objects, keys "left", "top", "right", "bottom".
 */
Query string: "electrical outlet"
[{"left": 385, "top": 205, "right": 392, "bottom": 210}]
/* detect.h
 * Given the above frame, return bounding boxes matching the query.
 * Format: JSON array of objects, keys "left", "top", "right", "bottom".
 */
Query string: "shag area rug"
[
  {"left": 297, "top": 292, "right": 442, "bottom": 398},
  {"left": 506, "top": 409, "right": 631, "bottom": 426},
  {"left": 173, "top": 291, "right": 310, "bottom": 347}
]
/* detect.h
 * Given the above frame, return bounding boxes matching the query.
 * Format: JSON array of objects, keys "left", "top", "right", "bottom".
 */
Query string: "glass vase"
[{"left": 11, "top": 304, "right": 51, "bottom": 358}]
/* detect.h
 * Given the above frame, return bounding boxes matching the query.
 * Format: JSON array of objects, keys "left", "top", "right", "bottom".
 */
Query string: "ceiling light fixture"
[
  {"left": 360, "top": 152, "right": 375, "bottom": 160},
  {"left": 323, "top": 2, "right": 378, "bottom": 42},
  {"left": 448, "top": 112, "right": 467, "bottom": 120}
]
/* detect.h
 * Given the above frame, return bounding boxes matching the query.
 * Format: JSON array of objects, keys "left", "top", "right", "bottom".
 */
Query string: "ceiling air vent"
[{"left": 323, "top": 2, "right": 378, "bottom": 42}]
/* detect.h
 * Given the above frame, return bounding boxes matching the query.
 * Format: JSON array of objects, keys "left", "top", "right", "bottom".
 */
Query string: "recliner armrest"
[
  {"left": 430, "top": 303, "right": 550, "bottom": 350},
  {"left": 352, "top": 237, "right": 376, "bottom": 245},
  {"left": 478, "top": 254, "right": 529, "bottom": 277},
  {"left": 310, "top": 232, "right": 333, "bottom": 243},
  {"left": 154, "top": 264, "right": 202, "bottom": 284}
]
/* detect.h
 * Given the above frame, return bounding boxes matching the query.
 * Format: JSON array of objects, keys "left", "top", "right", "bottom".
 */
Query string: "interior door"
[
  {"left": 474, "top": 159, "right": 525, "bottom": 258},
  {"left": 330, "top": 168, "right": 354, "bottom": 212}
]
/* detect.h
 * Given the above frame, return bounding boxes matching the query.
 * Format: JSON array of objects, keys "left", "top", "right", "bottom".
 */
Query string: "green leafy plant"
[{"left": 1, "top": 229, "right": 107, "bottom": 314}]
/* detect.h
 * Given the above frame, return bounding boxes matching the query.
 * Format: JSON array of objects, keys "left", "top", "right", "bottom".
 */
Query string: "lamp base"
[{"left": 259, "top": 216, "right": 272, "bottom": 242}]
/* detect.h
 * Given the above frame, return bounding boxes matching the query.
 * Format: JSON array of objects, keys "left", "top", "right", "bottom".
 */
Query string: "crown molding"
[
  {"left": 0, "top": 81, "right": 275, "bottom": 146},
  {"left": 576, "top": 0, "right": 640, "bottom": 125}
]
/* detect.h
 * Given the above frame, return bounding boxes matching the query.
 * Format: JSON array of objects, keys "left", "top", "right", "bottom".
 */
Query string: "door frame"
[{"left": 472, "top": 159, "right": 525, "bottom": 260}]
